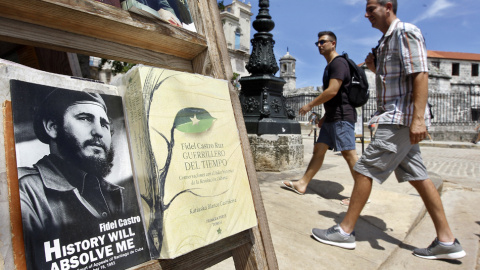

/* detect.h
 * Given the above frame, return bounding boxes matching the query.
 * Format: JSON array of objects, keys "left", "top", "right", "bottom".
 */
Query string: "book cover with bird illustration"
[{"left": 118, "top": 66, "right": 257, "bottom": 259}]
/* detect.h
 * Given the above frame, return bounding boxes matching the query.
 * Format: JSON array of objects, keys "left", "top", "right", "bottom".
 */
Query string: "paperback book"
[
  {"left": 117, "top": 66, "right": 257, "bottom": 259},
  {"left": 121, "top": 0, "right": 197, "bottom": 32},
  {"left": 9, "top": 80, "right": 150, "bottom": 270}
]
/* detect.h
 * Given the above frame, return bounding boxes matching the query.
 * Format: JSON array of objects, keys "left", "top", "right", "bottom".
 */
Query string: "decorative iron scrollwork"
[
  {"left": 283, "top": 96, "right": 296, "bottom": 119},
  {"left": 259, "top": 87, "right": 271, "bottom": 117},
  {"left": 243, "top": 97, "right": 259, "bottom": 113},
  {"left": 271, "top": 98, "right": 281, "bottom": 113}
]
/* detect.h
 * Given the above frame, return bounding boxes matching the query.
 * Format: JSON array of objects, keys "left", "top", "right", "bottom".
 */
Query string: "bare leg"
[
  {"left": 283, "top": 143, "right": 329, "bottom": 194},
  {"left": 427, "top": 132, "right": 433, "bottom": 141},
  {"left": 341, "top": 149, "right": 358, "bottom": 176},
  {"left": 409, "top": 179, "right": 455, "bottom": 242},
  {"left": 474, "top": 132, "right": 480, "bottom": 144},
  {"left": 339, "top": 149, "right": 360, "bottom": 205},
  {"left": 339, "top": 172, "right": 373, "bottom": 234}
]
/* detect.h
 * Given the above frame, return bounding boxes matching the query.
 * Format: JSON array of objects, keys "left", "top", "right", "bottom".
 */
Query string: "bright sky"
[{"left": 227, "top": 0, "right": 480, "bottom": 88}]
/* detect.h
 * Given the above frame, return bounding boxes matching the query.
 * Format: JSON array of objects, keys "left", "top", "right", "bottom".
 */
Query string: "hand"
[
  {"left": 409, "top": 119, "right": 427, "bottom": 144},
  {"left": 317, "top": 116, "right": 325, "bottom": 128},
  {"left": 365, "top": 53, "right": 376, "bottom": 73},
  {"left": 158, "top": 9, "right": 182, "bottom": 27},
  {"left": 299, "top": 104, "right": 312, "bottom": 116}
]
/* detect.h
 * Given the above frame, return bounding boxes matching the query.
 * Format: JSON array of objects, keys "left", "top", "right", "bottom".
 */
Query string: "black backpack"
[{"left": 338, "top": 53, "right": 370, "bottom": 107}]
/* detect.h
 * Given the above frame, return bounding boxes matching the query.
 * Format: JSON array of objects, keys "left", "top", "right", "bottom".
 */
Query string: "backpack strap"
[{"left": 336, "top": 54, "right": 349, "bottom": 121}]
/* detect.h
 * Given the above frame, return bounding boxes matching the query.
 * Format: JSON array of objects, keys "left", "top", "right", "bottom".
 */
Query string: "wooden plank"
[
  {"left": 133, "top": 230, "right": 251, "bottom": 270},
  {"left": 194, "top": 0, "right": 229, "bottom": 79},
  {"left": 192, "top": 0, "right": 278, "bottom": 269},
  {"left": 232, "top": 242, "right": 259, "bottom": 270},
  {"left": 206, "top": 0, "right": 278, "bottom": 268},
  {"left": 66, "top": 52, "right": 83, "bottom": 77},
  {"left": 0, "top": 17, "right": 194, "bottom": 72},
  {"left": 134, "top": 252, "right": 233, "bottom": 270},
  {"left": 158, "top": 230, "right": 251, "bottom": 270},
  {"left": 3, "top": 101, "right": 26, "bottom": 270},
  {"left": 0, "top": 0, "right": 207, "bottom": 60},
  {"left": 0, "top": 0, "right": 277, "bottom": 269},
  {"left": 190, "top": 0, "right": 211, "bottom": 76}
]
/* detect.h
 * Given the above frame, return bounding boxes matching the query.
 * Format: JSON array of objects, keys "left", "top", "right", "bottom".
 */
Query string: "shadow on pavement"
[
  {"left": 317, "top": 210, "right": 417, "bottom": 252},
  {"left": 476, "top": 221, "right": 480, "bottom": 239},
  {"left": 279, "top": 179, "right": 350, "bottom": 198},
  {"left": 308, "top": 179, "right": 350, "bottom": 200}
]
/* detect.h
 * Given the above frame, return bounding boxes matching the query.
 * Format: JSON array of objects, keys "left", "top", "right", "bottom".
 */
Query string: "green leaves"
[{"left": 174, "top": 107, "right": 216, "bottom": 133}]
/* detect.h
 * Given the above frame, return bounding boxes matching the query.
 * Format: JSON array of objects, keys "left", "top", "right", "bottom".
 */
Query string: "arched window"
[{"left": 235, "top": 28, "right": 241, "bottom": 49}]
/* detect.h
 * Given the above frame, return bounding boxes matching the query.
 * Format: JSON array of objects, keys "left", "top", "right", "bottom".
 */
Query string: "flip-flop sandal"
[
  {"left": 340, "top": 198, "right": 371, "bottom": 206},
  {"left": 281, "top": 181, "right": 305, "bottom": 195}
]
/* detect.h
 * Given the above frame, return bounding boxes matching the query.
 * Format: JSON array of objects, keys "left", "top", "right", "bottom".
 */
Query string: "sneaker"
[
  {"left": 311, "top": 225, "right": 356, "bottom": 249},
  {"left": 413, "top": 238, "right": 466, "bottom": 260}
]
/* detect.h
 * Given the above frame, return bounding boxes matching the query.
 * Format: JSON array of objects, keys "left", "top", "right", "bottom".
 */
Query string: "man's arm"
[
  {"left": 365, "top": 52, "right": 376, "bottom": 73},
  {"left": 299, "top": 78, "right": 342, "bottom": 116},
  {"left": 410, "top": 72, "right": 428, "bottom": 144}
]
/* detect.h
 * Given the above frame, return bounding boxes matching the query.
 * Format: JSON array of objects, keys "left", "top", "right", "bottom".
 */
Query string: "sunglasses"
[{"left": 315, "top": 40, "right": 332, "bottom": 46}]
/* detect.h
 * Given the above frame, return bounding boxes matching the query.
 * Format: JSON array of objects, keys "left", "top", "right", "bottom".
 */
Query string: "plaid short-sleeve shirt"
[{"left": 371, "top": 19, "right": 430, "bottom": 127}]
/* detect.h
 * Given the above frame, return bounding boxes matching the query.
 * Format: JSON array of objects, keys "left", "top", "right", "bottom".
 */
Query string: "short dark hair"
[
  {"left": 318, "top": 31, "right": 337, "bottom": 47},
  {"left": 376, "top": 0, "right": 397, "bottom": 15}
]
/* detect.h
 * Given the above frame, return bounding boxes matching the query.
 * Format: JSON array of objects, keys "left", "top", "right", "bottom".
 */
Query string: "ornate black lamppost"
[{"left": 239, "top": 0, "right": 300, "bottom": 135}]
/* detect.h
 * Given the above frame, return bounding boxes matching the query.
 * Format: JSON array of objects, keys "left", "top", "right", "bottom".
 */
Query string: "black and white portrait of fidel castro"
[{"left": 10, "top": 80, "right": 148, "bottom": 270}]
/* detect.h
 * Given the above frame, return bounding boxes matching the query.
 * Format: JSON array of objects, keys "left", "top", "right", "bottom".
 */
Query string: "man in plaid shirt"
[{"left": 311, "top": 0, "right": 466, "bottom": 260}]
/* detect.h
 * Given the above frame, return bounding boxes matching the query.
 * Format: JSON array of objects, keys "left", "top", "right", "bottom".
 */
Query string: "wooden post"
[{"left": 0, "top": 0, "right": 278, "bottom": 269}]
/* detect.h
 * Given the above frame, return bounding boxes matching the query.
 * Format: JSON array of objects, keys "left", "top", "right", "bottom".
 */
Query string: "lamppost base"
[
  {"left": 248, "top": 134, "right": 304, "bottom": 172},
  {"left": 239, "top": 75, "right": 301, "bottom": 135}
]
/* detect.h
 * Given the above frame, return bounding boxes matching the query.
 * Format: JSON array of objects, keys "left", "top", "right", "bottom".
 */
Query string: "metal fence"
[
  {"left": 286, "top": 92, "right": 480, "bottom": 125},
  {"left": 285, "top": 94, "right": 322, "bottom": 122},
  {"left": 429, "top": 92, "right": 480, "bottom": 125}
]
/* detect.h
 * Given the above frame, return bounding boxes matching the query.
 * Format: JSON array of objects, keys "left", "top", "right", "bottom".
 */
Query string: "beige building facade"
[
  {"left": 220, "top": 0, "right": 253, "bottom": 79},
  {"left": 427, "top": 50, "right": 480, "bottom": 94}
]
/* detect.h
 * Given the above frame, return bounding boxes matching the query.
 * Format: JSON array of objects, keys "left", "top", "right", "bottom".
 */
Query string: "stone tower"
[{"left": 279, "top": 50, "right": 296, "bottom": 95}]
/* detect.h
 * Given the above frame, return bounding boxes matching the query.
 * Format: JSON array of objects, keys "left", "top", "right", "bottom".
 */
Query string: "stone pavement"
[{"left": 211, "top": 135, "right": 480, "bottom": 269}]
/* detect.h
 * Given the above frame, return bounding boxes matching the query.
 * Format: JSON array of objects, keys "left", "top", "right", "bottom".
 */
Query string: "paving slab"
[
  {"left": 256, "top": 139, "right": 432, "bottom": 270},
  {"left": 401, "top": 145, "right": 480, "bottom": 269},
  {"left": 380, "top": 183, "right": 480, "bottom": 269},
  {"left": 209, "top": 136, "right": 479, "bottom": 269}
]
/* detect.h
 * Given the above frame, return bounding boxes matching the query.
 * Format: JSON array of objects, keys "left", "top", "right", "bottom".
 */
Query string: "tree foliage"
[
  {"left": 99, "top": 59, "right": 135, "bottom": 75},
  {"left": 217, "top": 1, "right": 225, "bottom": 11}
]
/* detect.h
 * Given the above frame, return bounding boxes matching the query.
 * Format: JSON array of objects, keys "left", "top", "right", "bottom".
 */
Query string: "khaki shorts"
[{"left": 354, "top": 125, "right": 428, "bottom": 184}]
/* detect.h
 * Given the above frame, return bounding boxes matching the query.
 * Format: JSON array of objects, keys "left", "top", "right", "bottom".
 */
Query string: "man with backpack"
[
  {"left": 311, "top": 0, "right": 466, "bottom": 260},
  {"left": 282, "top": 31, "right": 359, "bottom": 196}
]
